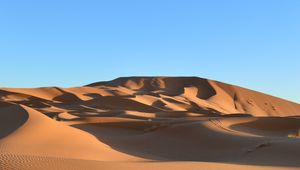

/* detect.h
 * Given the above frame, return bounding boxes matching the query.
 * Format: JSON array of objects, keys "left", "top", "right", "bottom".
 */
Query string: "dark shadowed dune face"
[
  {"left": 0, "top": 102, "right": 29, "bottom": 139},
  {"left": 87, "top": 77, "right": 217, "bottom": 99},
  {"left": 1, "top": 76, "right": 300, "bottom": 170}
]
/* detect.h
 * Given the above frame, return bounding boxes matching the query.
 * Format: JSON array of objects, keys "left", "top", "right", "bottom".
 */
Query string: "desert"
[{"left": 1, "top": 77, "right": 300, "bottom": 170}]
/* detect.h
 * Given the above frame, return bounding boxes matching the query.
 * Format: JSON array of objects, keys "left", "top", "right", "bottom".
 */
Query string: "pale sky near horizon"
[{"left": 0, "top": 0, "right": 299, "bottom": 103}]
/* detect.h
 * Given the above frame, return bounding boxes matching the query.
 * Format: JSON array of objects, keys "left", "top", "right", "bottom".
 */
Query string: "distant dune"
[{"left": 1, "top": 77, "right": 300, "bottom": 170}]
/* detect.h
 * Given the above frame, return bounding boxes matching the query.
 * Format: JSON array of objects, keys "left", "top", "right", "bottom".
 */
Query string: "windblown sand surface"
[{"left": 1, "top": 77, "right": 300, "bottom": 170}]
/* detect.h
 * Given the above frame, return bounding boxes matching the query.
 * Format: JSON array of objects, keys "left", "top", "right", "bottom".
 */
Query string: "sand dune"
[{"left": 1, "top": 77, "right": 300, "bottom": 170}]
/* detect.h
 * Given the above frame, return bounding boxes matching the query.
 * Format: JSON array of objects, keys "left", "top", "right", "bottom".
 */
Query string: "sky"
[{"left": 0, "top": 0, "right": 299, "bottom": 103}]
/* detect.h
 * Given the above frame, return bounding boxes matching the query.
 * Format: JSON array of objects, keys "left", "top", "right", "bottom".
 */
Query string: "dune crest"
[{"left": 1, "top": 76, "right": 300, "bottom": 170}]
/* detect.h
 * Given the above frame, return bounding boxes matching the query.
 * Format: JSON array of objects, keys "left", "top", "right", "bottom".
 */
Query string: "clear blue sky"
[{"left": 0, "top": 0, "right": 299, "bottom": 103}]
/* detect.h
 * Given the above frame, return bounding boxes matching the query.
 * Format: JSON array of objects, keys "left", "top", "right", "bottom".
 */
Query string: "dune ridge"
[{"left": 1, "top": 76, "right": 300, "bottom": 170}]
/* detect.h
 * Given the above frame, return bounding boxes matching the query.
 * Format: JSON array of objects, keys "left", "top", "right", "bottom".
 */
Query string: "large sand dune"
[{"left": 1, "top": 77, "right": 300, "bottom": 170}]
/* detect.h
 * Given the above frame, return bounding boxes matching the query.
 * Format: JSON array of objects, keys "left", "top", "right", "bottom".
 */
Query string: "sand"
[{"left": 1, "top": 77, "right": 300, "bottom": 170}]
